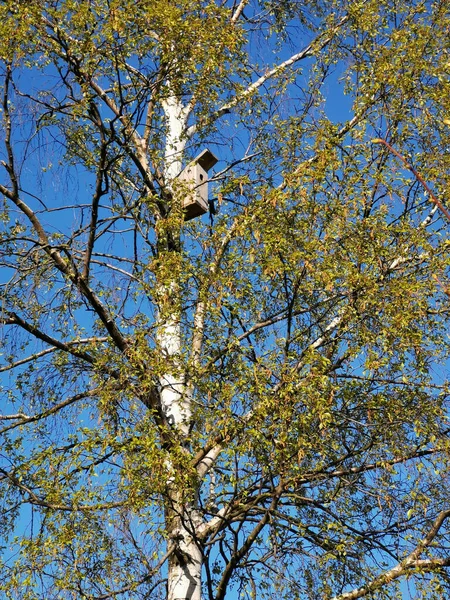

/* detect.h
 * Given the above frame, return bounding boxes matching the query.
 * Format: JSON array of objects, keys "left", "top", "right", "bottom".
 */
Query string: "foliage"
[{"left": 1, "top": 0, "right": 450, "bottom": 599}]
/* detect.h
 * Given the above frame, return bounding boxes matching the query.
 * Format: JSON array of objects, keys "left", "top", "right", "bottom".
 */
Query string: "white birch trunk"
[
  {"left": 158, "top": 90, "right": 189, "bottom": 434},
  {"left": 158, "top": 307, "right": 190, "bottom": 436},
  {"left": 159, "top": 91, "right": 203, "bottom": 600},
  {"left": 167, "top": 502, "right": 203, "bottom": 600}
]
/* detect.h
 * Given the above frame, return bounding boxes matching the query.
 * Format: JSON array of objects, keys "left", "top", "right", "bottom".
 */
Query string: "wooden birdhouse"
[{"left": 179, "top": 149, "right": 218, "bottom": 221}]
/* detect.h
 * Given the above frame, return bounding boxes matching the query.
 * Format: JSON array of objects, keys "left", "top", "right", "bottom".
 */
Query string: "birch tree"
[{"left": 1, "top": 1, "right": 450, "bottom": 599}]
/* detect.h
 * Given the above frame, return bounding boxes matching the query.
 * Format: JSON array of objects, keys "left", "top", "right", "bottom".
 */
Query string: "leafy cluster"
[{"left": 1, "top": 1, "right": 450, "bottom": 599}]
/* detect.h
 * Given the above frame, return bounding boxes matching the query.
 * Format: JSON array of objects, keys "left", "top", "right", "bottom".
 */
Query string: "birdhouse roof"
[{"left": 193, "top": 149, "right": 218, "bottom": 172}]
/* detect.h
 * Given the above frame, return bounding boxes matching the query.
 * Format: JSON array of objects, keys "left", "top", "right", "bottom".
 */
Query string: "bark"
[
  {"left": 158, "top": 87, "right": 190, "bottom": 432},
  {"left": 159, "top": 91, "right": 204, "bottom": 600},
  {"left": 166, "top": 497, "right": 203, "bottom": 600},
  {"left": 158, "top": 304, "right": 191, "bottom": 435}
]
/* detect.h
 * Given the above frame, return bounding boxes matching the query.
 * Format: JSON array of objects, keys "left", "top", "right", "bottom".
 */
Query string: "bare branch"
[
  {"left": 0, "top": 178, "right": 127, "bottom": 350},
  {"left": 372, "top": 138, "right": 450, "bottom": 221},
  {"left": 210, "top": 151, "right": 262, "bottom": 181},
  {"left": 83, "top": 104, "right": 109, "bottom": 281},
  {"left": 198, "top": 503, "right": 233, "bottom": 541},
  {"left": 230, "top": 0, "right": 248, "bottom": 24},
  {"left": 92, "top": 548, "right": 173, "bottom": 599},
  {"left": 186, "top": 15, "right": 349, "bottom": 138},
  {"left": 89, "top": 260, "right": 140, "bottom": 281},
  {"left": 4, "top": 312, "right": 96, "bottom": 364},
  {"left": 2, "top": 65, "right": 18, "bottom": 198},
  {"left": 214, "top": 485, "right": 283, "bottom": 600},
  {"left": 0, "top": 337, "right": 108, "bottom": 373},
  {"left": 196, "top": 444, "right": 224, "bottom": 480},
  {"left": 300, "top": 446, "right": 442, "bottom": 486},
  {"left": 0, "top": 197, "right": 126, "bottom": 351},
  {"left": 0, "top": 413, "right": 30, "bottom": 421},
  {"left": 331, "top": 509, "right": 450, "bottom": 600},
  {"left": 0, "top": 388, "right": 99, "bottom": 435}
]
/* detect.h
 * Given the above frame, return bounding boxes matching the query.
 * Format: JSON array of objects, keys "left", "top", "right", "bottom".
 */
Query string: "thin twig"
[{"left": 372, "top": 138, "right": 450, "bottom": 221}]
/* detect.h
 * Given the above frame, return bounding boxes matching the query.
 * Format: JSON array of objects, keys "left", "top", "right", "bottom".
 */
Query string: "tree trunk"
[
  {"left": 160, "top": 91, "right": 202, "bottom": 600},
  {"left": 167, "top": 498, "right": 203, "bottom": 600}
]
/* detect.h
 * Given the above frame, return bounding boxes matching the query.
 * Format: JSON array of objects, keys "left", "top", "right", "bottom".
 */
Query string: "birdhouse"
[{"left": 178, "top": 149, "right": 218, "bottom": 221}]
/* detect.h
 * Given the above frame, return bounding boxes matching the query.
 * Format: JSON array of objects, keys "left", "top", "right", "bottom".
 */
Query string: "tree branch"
[
  {"left": 230, "top": 0, "right": 248, "bottom": 24},
  {"left": 214, "top": 485, "right": 283, "bottom": 600},
  {"left": 300, "top": 446, "right": 444, "bottom": 486},
  {"left": 3, "top": 312, "right": 96, "bottom": 364},
  {"left": 0, "top": 388, "right": 99, "bottom": 435},
  {"left": 91, "top": 548, "right": 172, "bottom": 599},
  {"left": 372, "top": 138, "right": 450, "bottom": 221},
  {"left": 0, "top": 180, "right": 127, "bottom": 350},
  {"left": 0, "top": 337, "right": 108, "bottom": 373},
  {"left": 330, "top": 509, "right": 450, "bottom": 600},
  {"left": 191, "top": 218, "right": 241, "bottom": 367},
  {"left": 0, "top": 463, "right": 123, "bottom": 512},
  {"left": 83, "top": 103, "right": 109, "bottom": 281},
  {"left": 186, "top": 15, "right": 349, "bottom": 138}
]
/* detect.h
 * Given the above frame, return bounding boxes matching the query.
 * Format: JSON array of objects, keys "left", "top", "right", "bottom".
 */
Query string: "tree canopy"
[{"left": 1, "top": 1, "right": 450, "bottom": 599}]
